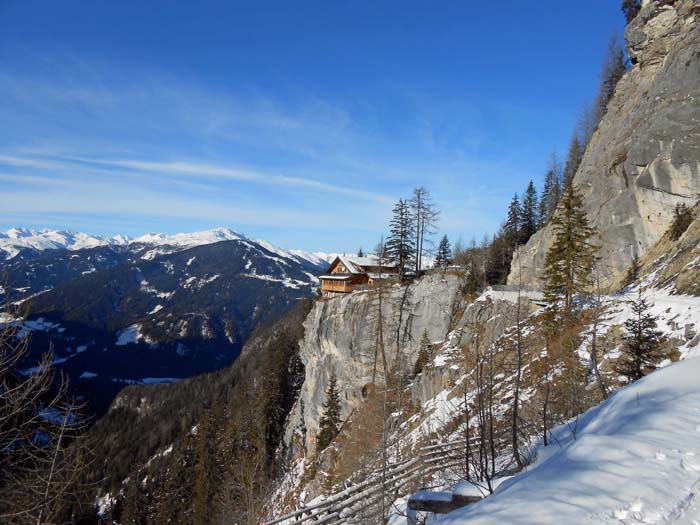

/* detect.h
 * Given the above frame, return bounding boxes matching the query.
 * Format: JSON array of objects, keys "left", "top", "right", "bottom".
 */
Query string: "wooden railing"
[{"left": 263, "top": 439, "right": 474, "bottom": 525}]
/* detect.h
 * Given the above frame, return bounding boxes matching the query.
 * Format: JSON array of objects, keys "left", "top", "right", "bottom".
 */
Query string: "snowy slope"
[{"left": 437, "top": 349, "right": 700, "bottom": 524}]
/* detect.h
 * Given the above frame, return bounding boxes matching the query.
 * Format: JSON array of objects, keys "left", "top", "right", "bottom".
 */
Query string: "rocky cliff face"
[
  {"left": 509, "top": 0, "right": 700, "bottom": 290},
  {"left": 282, "top": 273, "right": 464, "bottom": 457}
]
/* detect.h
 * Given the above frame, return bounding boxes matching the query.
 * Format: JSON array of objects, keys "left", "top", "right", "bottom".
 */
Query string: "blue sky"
[{"left": 0, "top": 1, "right": 625, "bottom": 252}]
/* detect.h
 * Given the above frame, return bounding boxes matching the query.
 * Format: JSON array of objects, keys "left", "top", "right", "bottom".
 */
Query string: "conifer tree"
[
  {"left": 412, "top": 329, "right": 432, "bottom": 376},
  {"left": 669, "top": 203, "right": 693, "bottom": 241},
  {"left": 434, "top": 234, "right": 452, "bottom": 270},
  {"left": 520, "top": 180, "right": 539, "bottom": 244},
  {"left": 542, "top": 181, "right": 598, "bottom": 313},
  {"left": 386, "top": 198, "right": 415, "bottom": 279},
  {"left": 504, "top": 194, "right": 521, "bottom": 247},
  {"left": 596, "top": 36, "right": 627, "bottom": 119},
  {"left": 622, "top": 0, "right": 641, "bottom": 24},
  {"left": 615, "top": 292, "right": 665, "bottom": 381},
  {"left": 357, "top": 247, "right": 364, "bottom": 257},
  {"left": 317, "top": 373, "right": 342, "bottom": 451},
  {"left": 540, "top": 153, "right": 563, "bottom": 225},
  {"left": 563, "top": 135, "right": 584, "bottom": 187}
]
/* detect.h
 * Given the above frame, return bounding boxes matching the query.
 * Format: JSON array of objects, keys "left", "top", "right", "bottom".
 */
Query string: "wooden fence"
[{"left": 262, "top": 439, "right": 474, "bottom": 525}]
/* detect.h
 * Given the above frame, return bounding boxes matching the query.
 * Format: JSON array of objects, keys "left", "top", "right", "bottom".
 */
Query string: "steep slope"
[
  {"left": 437, "top": 350, "right": 700, "bottom": 525},
  {"left": 510, "top": 0, "right": 700, "bottom": 290}
]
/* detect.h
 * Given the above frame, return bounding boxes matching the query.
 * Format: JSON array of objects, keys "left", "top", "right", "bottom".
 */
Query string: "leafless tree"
[
  {"left": 0, "top": 300, "right": 92, "bottom": 524},
  {"left": 410, "top": 187, "right": 440, "bottom": 273}
]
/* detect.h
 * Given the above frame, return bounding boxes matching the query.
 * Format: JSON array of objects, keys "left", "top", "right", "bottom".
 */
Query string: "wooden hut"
[{"left": 319, "top": 255, "right": 399, "bottom": 296}]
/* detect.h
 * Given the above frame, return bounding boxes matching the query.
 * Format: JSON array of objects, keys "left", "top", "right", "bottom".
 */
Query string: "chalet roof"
[{"left": 328, "top": 255, "right": 398, "bottom": 275}]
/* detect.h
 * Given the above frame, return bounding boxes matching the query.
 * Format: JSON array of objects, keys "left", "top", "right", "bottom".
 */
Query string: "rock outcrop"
[
  {"left": 283, "top": 273, "right": 464, "bottom": 457},
  {"left": 509, "top": 0, "right": 700, "bottom": 290}
]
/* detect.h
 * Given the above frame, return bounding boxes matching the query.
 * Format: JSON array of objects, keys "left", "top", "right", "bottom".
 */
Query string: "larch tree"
[
  {"left": 542, "top": 181, "right": 598, "bottom": 314},
  {"left": 410, "top": 186, "right": 440, "bottom": 272},
  {"left": 615, "top": 291, "right": 665, "bottom": 382},
  {"left": 386, "top": 198, "right": 415, "bottom": 280},
  {"left": 317, "top": 372, "right": 342, "bottom": 451},
  {"left": 434, "top": 234, "right": 452, "bottom": 271}
]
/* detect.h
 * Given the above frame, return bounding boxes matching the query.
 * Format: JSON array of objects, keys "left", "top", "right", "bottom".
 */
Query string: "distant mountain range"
[
  {"left": 0, "top": 226, "right": 336, "bottom": 266},
  {"left": 0, "top": 227, "right": 337, "bottom": 414}
]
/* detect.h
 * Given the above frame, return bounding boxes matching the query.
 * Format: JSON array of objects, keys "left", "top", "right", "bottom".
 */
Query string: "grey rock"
[
  {"left": 283, "top": 273, "right": 463, "bottom": 457},
  {"left": 510, "top": 0, "right": 700, "bottom": 290}
]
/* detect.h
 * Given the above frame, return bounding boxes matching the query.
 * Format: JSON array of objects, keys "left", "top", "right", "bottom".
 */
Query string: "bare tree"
[
  {"left": 0, "top": 300, "right": 91, "bottom": 524},
  {"left": 410, "top": 187, "right": 440, "bottom": 273}
]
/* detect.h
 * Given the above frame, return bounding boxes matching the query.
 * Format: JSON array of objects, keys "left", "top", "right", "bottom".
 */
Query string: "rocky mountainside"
[{"left": 510, "top": 0, "right": 700, "bottom": 290}]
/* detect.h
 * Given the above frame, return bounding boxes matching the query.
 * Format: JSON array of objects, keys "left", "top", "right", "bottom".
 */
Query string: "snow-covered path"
[{"left": 436, "top": 350, "right": 700, "bottom": 524}]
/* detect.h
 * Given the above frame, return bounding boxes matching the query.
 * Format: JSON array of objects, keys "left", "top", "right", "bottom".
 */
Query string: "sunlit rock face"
[
  {"left": 509, "top": 0, "right": 700, "bottom": 291},
  {"left": 282, "top": 272, "right": 463, "bottom": 458}
]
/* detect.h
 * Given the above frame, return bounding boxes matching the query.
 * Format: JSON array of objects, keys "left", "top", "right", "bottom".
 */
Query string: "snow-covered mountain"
[
  {"left": 0, "top": 226, "right": 336, "bottom": 268},
  {"left": 0, "top": 227, "right": 129, "bottom": 259}
]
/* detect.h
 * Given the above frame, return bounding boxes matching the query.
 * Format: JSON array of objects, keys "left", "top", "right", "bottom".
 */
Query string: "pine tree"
[
  {"left": 624, "top": 254, "right": 641, "bottom": 287},
  {"left": 357, "top": 247, "right": 364, "bottom": 257},
  {"left": 669, "top": 203, "right": 693, "bottom": 241},
  {"left": 615, "top": 292, "right": 665, "bottom": 381},
  {"left": 317, "top": 373, "right": 342, "bottom": 451},
  {"left": 386, "top": 198, "right": 415, "bottom": 279},
  {"left": 622, "top": 0, "right": 641, "bottom": 24},
  {"left": 412, "top": 329, "right": 432, "bottom": 376},
  {"left": 542, "top": 181, "right": 598, "bottom": 313},
  {"left": 520, "top": 180, "right": 539, "bottom": 244},
  {"left": 434, "top": 234, "right": 452, "bottom": 270},
  {"left": 504, "top": 194, "right": 521, "bottom": 247},
  {"left": 120, "top": 479, "right": 148, "bottom": 525},
  {"left": 563, "top": 135, "right": 584, "bottom": 187}
]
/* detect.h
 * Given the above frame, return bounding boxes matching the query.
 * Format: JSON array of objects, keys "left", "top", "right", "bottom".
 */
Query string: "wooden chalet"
[{"left": 319, "top": 255, "right": 399, "bottom": 296}]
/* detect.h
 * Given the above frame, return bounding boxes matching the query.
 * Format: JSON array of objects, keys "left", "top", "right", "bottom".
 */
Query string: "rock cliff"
[
  {"left": 282, "top": 273, "right": 464, "bottom": 457},
  {"left": 509, "top": 0, "right": 700, "bottom": 290}
]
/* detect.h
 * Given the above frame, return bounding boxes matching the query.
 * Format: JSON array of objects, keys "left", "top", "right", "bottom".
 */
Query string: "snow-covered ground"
[{"left": 436, "top": 346, "right": 700, "bottom": 524}]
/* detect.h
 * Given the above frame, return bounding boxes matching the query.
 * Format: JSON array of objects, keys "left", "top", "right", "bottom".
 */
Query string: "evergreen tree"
[
  {"left": 622, "top": 0, "right": 641, "bottom": 24},
  {"left": 669, "top": 203, "right": 693, "bottom": 241},
  {"left": 615, "top": 292, "right": 665, "bottom": 381},
  {"left": 542, "top": 181, "right": 598, "bottom": 313},
  {"left": 563, "top": 135, "right": 584, "bottom": 187},
  {"left": 434, "top": 234, "right": 452, "bottom": 270},
  {"left": 504, "top": 194, "right": 522, "bottom": 247},
  {"left": 357, "top": 247, "right": 364, "bottom": 257},
  {"left": 540, "top": 153, "right": 562, "bottom": 225},
  {"left": 596, "top": 36, "right": 627, "bottom": 119},
  {"left": 412, "top": 329, "right": 432, "bottom": 376},
  {"left": 386, "top": 198, "right": 415, "bottom": 279},
  {"left": 120, "top": 479, "right": 148, "bottom": 525},
  {"left": 520, "top": 180, "right": 539, "bottom": 244},
  {"left": 624, "top": 254, "right": 641, "bottom": 287},
  {"left": 484, "top": 233, "right": 511, "bottom": 285},
  {"left": 317, "top": 373, "right": 342, "bottom": 451}
]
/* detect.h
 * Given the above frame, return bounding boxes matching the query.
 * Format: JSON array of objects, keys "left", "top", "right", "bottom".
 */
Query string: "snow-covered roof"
[{"left": 329, "top": 255, "right": 398, "bottom": 275}]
